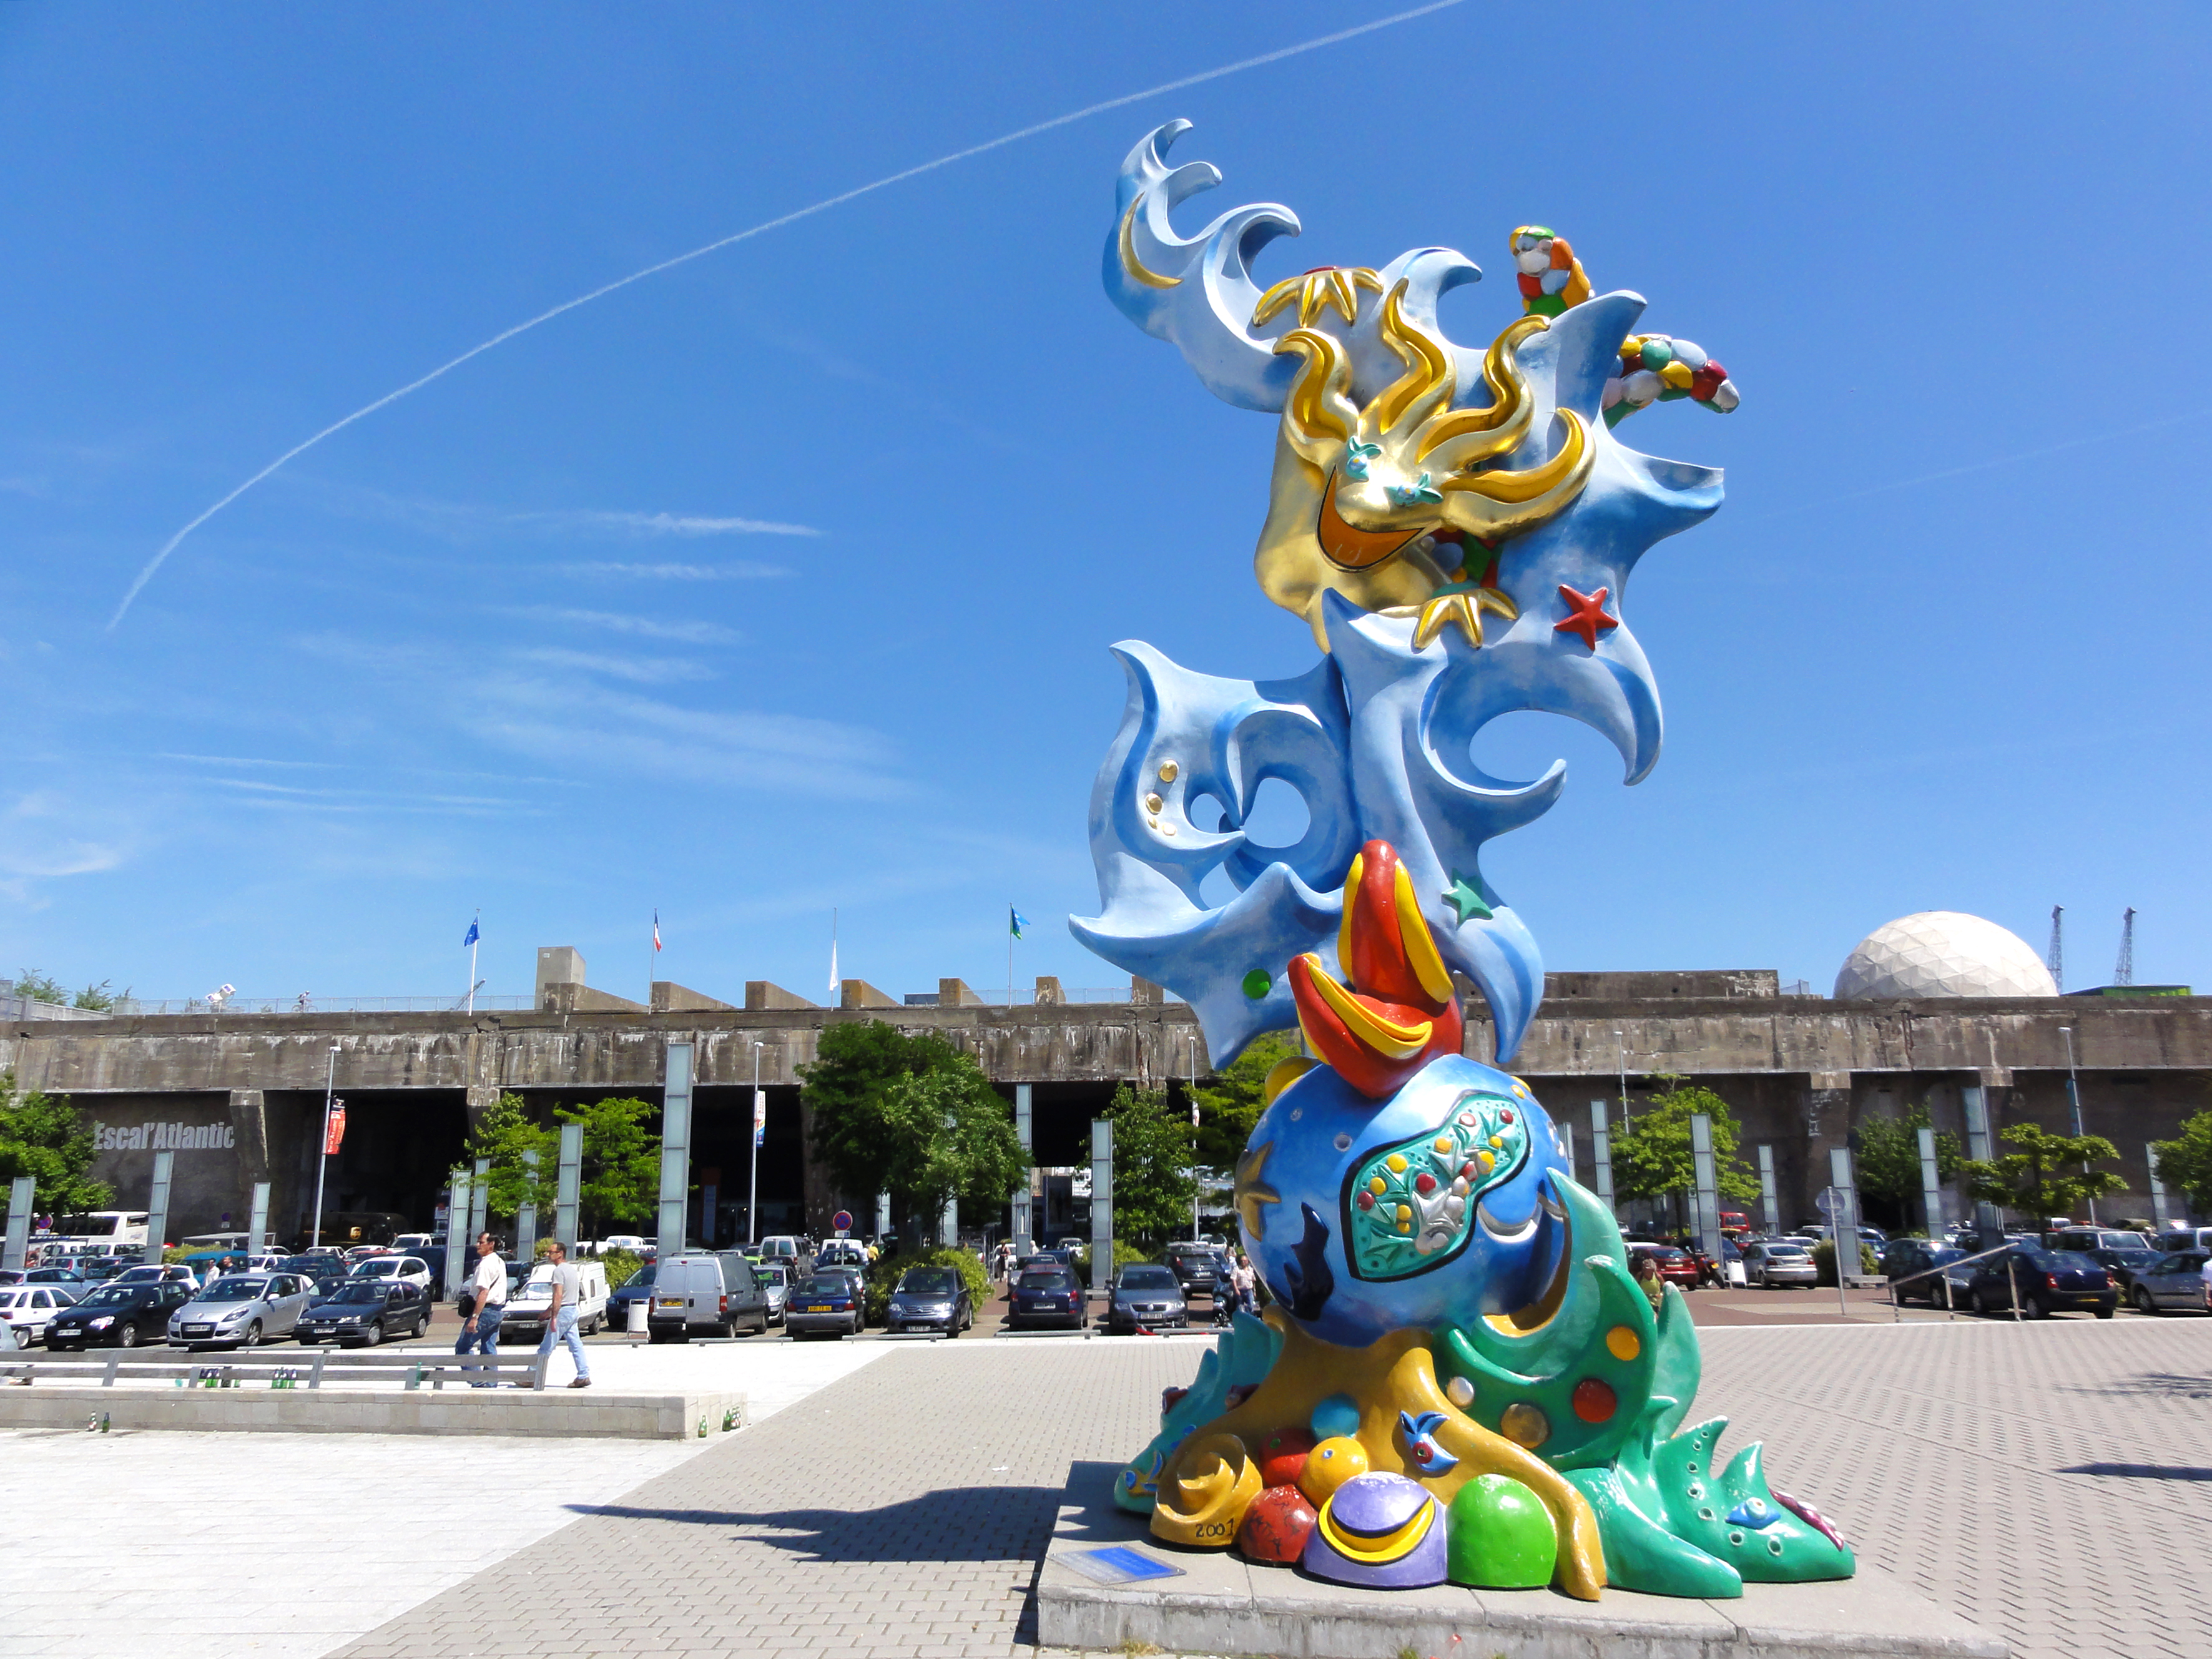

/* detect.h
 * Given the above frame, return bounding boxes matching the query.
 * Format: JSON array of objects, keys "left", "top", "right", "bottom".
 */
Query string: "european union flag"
[{"left": 462, "top": 918, "right": 479, "bottom": 948}]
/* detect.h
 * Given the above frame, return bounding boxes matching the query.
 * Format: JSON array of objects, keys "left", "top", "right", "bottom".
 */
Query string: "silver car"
[
  {"left": 167, "top": 1273, "right": 315, "bottom": 1349},
  {"left": 1743, "top": 1241, "right": 1818, "bottom": 1287},
  {"left": 757, "top": 1263, "right": 790, "bottom": 1326},
  {"left": 2130, "top": 1250, "right": 2209, "bottom": 1315}
]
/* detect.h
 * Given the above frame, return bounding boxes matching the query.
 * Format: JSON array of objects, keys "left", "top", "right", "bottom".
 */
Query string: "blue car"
[{"left": 1006, "top": 1266, "right": 1087, "bottom": 1331}]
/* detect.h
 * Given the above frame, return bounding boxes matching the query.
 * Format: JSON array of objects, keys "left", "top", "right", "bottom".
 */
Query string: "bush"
[
  {"left": 597, "top": 1248, "right": 646, "bottom": 1290},
  {"left": 863, "top": 1246, "right": 989, "bottom": 1324},
  {"left": 1070, "top": 1240, "right": 1149, "bottom": 1277},
  {"left": 1812, "top": 1239, "right": 1881, "bottom": 1286}
]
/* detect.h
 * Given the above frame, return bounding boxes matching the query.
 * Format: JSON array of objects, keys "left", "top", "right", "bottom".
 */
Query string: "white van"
[
  {"left": 498, "top": 1260, "right": 611, "bottom": 1342},
  {"left": 2155, "top": 1224, "right": 2212, "bottom": 1254},
  {"left": 759, "top": 1236, "right": 801, "bottom": 1266},
  {"left": 58, "top": 1213, "right": 151, "bottom": 1249}
]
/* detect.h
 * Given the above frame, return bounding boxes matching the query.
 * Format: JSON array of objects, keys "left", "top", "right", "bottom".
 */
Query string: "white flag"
[{"left": 828, "top": 909, "right": 840, "bottom": 993}]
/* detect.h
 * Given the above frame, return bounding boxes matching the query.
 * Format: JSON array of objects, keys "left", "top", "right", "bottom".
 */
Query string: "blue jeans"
[
  {"left": 456, "top": 1304, "right": 503, "bottom": 1386},
  {"left": 538, "top": 1305, "right": 589, "bottom": 1381}
]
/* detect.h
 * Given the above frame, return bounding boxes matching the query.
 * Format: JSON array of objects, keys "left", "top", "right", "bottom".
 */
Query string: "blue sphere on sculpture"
[{"left": 1241, "top": 1053, "right": 1570, "bottom": 1350}]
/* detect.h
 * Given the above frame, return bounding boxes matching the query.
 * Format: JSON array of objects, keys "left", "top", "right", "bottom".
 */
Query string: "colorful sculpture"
[{"left": 1079, "top": 122, "right": 1854, "bottom": 1602}]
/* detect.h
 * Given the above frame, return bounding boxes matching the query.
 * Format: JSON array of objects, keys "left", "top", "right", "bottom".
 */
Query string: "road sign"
[
  {"left": 1815, "top": 1186, "right": 1844, "bottom": 1218},
  {"left": 832, "top": 1209, "right": 853, "bottom": 1237}
]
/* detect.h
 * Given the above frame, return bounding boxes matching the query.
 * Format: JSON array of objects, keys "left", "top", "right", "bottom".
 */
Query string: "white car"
[
  {"left": 599, "top": 1234, "right": 648, "bottom": 1255},
  {"left": 0, "top": 1285, "right": 80, "bottom": 1346},
  {"left": 347, "top": 1255, "right": 434, "bottom": 1298}
]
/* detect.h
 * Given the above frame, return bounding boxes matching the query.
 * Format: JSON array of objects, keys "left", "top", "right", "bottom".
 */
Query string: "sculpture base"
[{"left": 1041, "top": 1460, "right": 2003, "bottom": 1659}]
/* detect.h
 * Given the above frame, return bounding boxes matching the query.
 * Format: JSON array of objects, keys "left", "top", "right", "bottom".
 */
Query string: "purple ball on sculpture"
[{"left": 1302, "top": 1472, "right": 1448, "bottom": 1590}]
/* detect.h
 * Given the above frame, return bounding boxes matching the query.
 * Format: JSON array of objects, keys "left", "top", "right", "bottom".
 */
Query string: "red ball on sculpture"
[
  {"left": 1257, "top": 1426, "right": 1316, "bottom": 1489},
  {"left": 1237, "top": 1483, "right": 1318, "bottom": 1564}
]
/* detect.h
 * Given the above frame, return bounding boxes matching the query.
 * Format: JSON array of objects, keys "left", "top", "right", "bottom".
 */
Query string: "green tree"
[
  {"left": 72, "top": 979, "right": 127, "bottom": 1012},
  {"left": 555, "top": 1096, "right": 662, "bottom": 1239},
  {"left": 0, "top": 1071, "right": 111, "bottom": 1216},
  {"left": 7, "top": 970, "right": 67, "bottom": 1005},
  {"left": 1192, "top": 1031, "right": 1299, "bottom": 1179},
  {"left": 1610, "top": 1077, "right": 1762, "bottom": 1210},
  {"left": 1960, "top": 1121, "right": 2127, "bottom": 1222},
  {"left": 464, "top": 1092, "right": 558, "bottom": 1220},
  {"left": 1103, "top": 1082, "right": 1201, "bottom": 1254},
  {"left": 6, "top": 972, "right": 129, "bottom": 1011},
  {"left": 799, "top": 1022, "right": 1023, "bottom": 1238},
  {"left": 2151, "top": 1110, "right": 2212, "bottom": 1213},
  {"left": 1852, "top": 1101, "right": 1965, "bottom": 1230}
]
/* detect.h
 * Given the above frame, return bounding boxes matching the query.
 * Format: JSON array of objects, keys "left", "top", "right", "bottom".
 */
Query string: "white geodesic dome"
[{"left": 1834, "top": 912, "right": 2060, "bottom": 1000}]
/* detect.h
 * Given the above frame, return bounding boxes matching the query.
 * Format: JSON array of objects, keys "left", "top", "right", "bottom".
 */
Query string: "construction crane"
[
  {"left": 2047, "top": 905, "right": 2064, "bottom": 992},
  {"left": 2115, "top": 907, "right": 2136, "bottom": 986}
]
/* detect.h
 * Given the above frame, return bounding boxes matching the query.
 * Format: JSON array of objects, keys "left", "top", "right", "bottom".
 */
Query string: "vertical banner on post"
[
  {"left": 468, "top": 1158, "right": 490, "bottom": 1243},
  {"left": 2, "top": 1176, "right": 33, "bottom": 1271},
  {"left": 1689, "top": 1113, "right": 1723, "bottom": 1267},
  {"left": 247, "top": 1182, "right": 272, "bottom": 1258},
  {"left": 1013, "top": 1083, "right": 1035, "bottom": 1252},
  {"left": 144, "top": 1150, "right": 175, "bottom": 1264},
  {"left": 443, "top": 1173, "right": 470, "bottom": 1297},
  {"left": 657, "top": 1040, "right": 694, "bottom": 1254},
  {"left": 1090, "top": 1118, "right": 1114, "bottom": 1297},
  {"left": 1757, "top": 1144, "right": 1780, "bottom": 1234},
  {"left": 1962, "top": 1085, "right": 2002, "bottom": 1245},
  {"left": 2146, "top": 1144, "right": 2170, "bottom": 1230},
  {"left": 941, "top": 1196, "right": 958, "bottom": 1250},
  {"left": 1588, "top": 1101, "right": 1615, "bottom": 1219},
  {"left": 514, "top": 1147, "right": 539, "bottom": 1262},
  {"left": 1829, "top": 1146, "right": 1860, "bottom": 1311},
  {"left": 1916, "top": 1127, "right": 1945, "bottom": 1236},
  {"left": 555, "top": 1121, "right": 582, "bottom": 1253},
  {"left": 875, "top": 1191, "right": 890, "bottom": 1241}
]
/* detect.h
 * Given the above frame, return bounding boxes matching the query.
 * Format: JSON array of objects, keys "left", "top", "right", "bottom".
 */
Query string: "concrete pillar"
[
  {"left": 1588, "top": 1101, "right": 1615, "bottom": 1218},
  {"left": 838, "top": 980, "right": 899, "bottom": 1010},
  {"left": 1917, "top": 1126, "right": 1945, "bottom": 1234},
  {"left": 247, "top": 1182, "right": 272, "bottom": 1258},
  {"left": 1013, "top": 1084, "right": 1035, "bottom": 1251},
  {"left": 651, "top": 981, "right": 738, "bottom": 1013},
  {"left": 2146, "top": 1144, "right": 2170, "bottom": 1229},
  {"left": 1689, "top": 1113, "right": 1723, "bottom": 1263},
  {"left": 465, "top": 1083, "right": 500, "bottom": 1136},
  {"left": 938, "top": 978, "right": 986, "bottom": 1007},
  {"left": 3, "top": 1177, "right": 32, "bottom": 1270},
  {"left": 227, "top": 1089, "right": 272, "bottom": 1229},
  {"left": 1131, "top": 977, "right": 1165, "bottom": 1005},
  {"left": 1757, "top": 1144, "right": 1779, "bottom": 1233},
  {"left": 536, "top": 946, "right": 586, "bottom": 1010},
  {"left": 555, "top": 1123, "right": 582, "bottom": 1253},
  {"left": 468, "top": 1159, "right": 489, "bottom": 1241},
  {"left": 745, "top": 982, "right": 815, "bottom": 1010},
  {"left": 1962, "top": 1080, "right": 2005, "bottom": 1244},
  {"left": 657, "top": 1041, "right": 695, "bottom": 1251},
  {"left": 144, "top": 1150, "right": 175, "bottom": 1264},
  {"left": 1800, "top": 1073, "right": 1853, "bottom": 1231},
  {"left": 514, "top": 1148, "right": 539, "bottom": 1261}
]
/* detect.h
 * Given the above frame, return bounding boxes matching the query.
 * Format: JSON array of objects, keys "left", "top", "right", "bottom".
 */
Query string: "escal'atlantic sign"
[{"left": 92, "top": 1121, "right": 235, "bottom": 1152}]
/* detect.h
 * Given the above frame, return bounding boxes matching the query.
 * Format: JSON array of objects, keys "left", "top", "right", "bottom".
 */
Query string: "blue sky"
[{"left": 2, "top": 3, "right": 2207, "bottom": 1010}]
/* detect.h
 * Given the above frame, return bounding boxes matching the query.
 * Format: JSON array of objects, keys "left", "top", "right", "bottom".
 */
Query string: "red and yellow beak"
[{"left": 1289, "top": 840, "right": 1463, "bottom": 1099}]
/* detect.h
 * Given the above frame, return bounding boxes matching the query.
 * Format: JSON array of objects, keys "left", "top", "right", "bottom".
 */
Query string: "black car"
[
  {"left": 1006, "top": 1267, "right": 1086, "bottom": 1331},
  {"left": 605, "top": 1262, "right": 657, "bottom": 1332},
  {"left": 884, "top": 1268, "right": 973, "bottom": 1336},
  {"left": 1882, "top": 1241, "right": 1973, "bottom": 1307},
  {"left": 45, "top": 1281, "right": 193, "bottom": 1349},
  {"left": 295, "top": 1279, "right": 430, "bottom": 1346},
  {"left": 2082, "top": 1246, "right": 2160, "bottom": 1294},
  {"left": 1108, "top": 1264, "right": 1189, "bottom": 1334},
  {"left": 1165, "top": 1243, "right": 1222, "bottom": 1299},
  {"left": 1967, "top": 1246, "right": 2117, "bottom": 1319}
]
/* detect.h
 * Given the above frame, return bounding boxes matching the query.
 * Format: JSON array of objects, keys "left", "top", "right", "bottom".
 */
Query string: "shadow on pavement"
[
  {"left": 2058, "top": 1462, "right": 2212, "bottom": 1482},
  {"left": 2062, "top": 1369, "right": 2212, "bottom": 1400},
  {"left": 569, "top": 1484, "right": 1063, "bottom": 1562}
]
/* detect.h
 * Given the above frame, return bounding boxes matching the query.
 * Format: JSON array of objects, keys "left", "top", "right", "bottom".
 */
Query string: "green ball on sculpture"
[{"left": 1447, "top": 1474, "right": 1558, "bottom": 1589}]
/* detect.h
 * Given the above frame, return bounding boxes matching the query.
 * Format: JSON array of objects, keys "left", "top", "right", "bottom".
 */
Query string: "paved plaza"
[{"left": 6, "top": 1317, "right": 2207, "bottom": 1659}]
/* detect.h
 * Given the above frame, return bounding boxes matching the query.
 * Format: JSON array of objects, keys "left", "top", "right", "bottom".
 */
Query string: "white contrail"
[{"left": 107, "top": 0, "right": 1468, "bottom": 630}]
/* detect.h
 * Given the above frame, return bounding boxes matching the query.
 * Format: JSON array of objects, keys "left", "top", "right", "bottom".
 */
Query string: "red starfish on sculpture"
[{"left": 1553, "top": 583, "right": 1619, "bottom": 651}]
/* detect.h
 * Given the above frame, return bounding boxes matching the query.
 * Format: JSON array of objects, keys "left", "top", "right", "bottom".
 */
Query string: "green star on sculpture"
[{"left": 1443, "top": 874, "right": 1493, "bottom": 923}]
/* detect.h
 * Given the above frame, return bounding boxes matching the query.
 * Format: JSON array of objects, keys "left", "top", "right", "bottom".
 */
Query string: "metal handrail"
[
  {"left": 1885, "top": 1240, "right": 2050, "bottom": 1323},
  {"left": 0, "top": 1347, "right": 550, "bottom": 1391}
]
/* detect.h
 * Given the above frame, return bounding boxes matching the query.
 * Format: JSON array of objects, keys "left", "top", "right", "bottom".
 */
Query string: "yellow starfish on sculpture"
[
  {"left": 1233, "top": 1139, "right": 1279, "bottom": 1238},
  {"left": 1252, "top": 265, "right": 1382, "bottom": 329},
  {"left": 1413, "top": 582, "right": 1520, "bottom": 650}
]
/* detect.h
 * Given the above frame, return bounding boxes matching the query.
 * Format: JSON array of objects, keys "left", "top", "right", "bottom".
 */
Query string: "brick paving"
[{"left": 308, "top": 1319, "right": 2212, "bottom": 1659}]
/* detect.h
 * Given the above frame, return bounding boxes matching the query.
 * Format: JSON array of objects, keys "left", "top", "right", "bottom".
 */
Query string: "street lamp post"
[
  {"left": 748, "top": 1040, "right": 765, "bottom": 1245},
  {"left": 311, "top": 1043, "right": 339, "bottom": 1248},
  {"left": 1188, "top": 1031, "right": 1201, "bottom": 1242},
  {"left": 2060, "top": 1025, "right": 2093, "bottom": 1224}
]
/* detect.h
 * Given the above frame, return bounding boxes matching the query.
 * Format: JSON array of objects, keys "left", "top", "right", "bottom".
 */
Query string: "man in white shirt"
[
  {"left": 455, "top": 1233, "right": 508, "bottom": 1387},
  {"left": 537, "top": 1241, "right": 591, "bottom": 1389}
]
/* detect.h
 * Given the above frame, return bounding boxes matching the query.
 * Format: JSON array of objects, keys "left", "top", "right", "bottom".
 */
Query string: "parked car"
[
  {"left": 604, "top": 1261, "right": 657, "bottom": 1329},
  {"left": 1007, "top": 1266, "right": 1088, "bottom": 1331},
  {"left": 647, "top": 1251, "right": 770, "bottom": 1342},
  {"left": 295, "top": 1279, "right": 430, "bottom": 1346},
  {"left": 815, "top": 1239, "right": 868, "bottom": 1275},
  {"left": 1743, "top": 1239, "right": 1819, "bottom": 1288},
  {"left": 2129, "top": 1249, "right": 2210, "bottom": 1315},
  {"left": 599, "top": 1234, "right": 649, "bottom": 1256},
  {"left": 884, "top": 1267, "right": 973, "bottom": 1336},
  {"left": 285, "top": 1250, "right": 347, "bottom": 1284},
  {"left": 1165, "top": 1243, "right": 1222, "bottom": 1299},
  {"left": 22, "top": 1266, "right": 89, "bottom": 1289},
  {"left": 784, "top": 1271, "right": 863, "bottom": 1340},
  {"left": 1966, "top": 1247, "right": 2116, "bottom": 1319},
  {"left": 46, "top": 1281, "right": 194, "bottom": 1349},
  {"left": 756, "top": 1263, "right": 790, "bottom": 1326},
  {"left": 0, "top": 1284, "right": 81, "bottom": 1345},
  {"left": 1627, "top": 1244, "right": 1701, "bottom": 1289},
  {"left": 2081, "top": 1246, "right": 2161, "bottom": 1295},
  {"left": 1108, "top": 1264, "right": 1189, "bottom": 1334},
  {"left": 390, "top": 1233, "right": 438, "bottom": 1253},
  {"left": 347, "top": 1255, "right": 434, "bottom": 1299},
  {"left": 2153, "top": 1226, "right": 2212, "bottom": 1254},
  {"left": 498, "top": 1261, "right": 611, "bottom": 1344},
  {"left": 167, "top": 1273, "right": 317, "bottom": 1349},
  {"left": 2052, "top": 1228, "right": 2155, "bottom": 1255},
  {"left": 1881, "top": 1241, "right": 1971, "bottom": 1307}
]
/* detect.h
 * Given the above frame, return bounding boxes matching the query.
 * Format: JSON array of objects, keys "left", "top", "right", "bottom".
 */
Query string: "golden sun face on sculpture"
[{"left": 1253, "top": 284, "right": 1594, "bottom": 649}]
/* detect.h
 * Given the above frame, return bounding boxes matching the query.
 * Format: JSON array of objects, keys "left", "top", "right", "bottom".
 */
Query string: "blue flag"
[
  {"left": 462, "top": 918, "right": 480, "bottom": 948},
  {"left": 1010, "top": 907, "right": 1029, "bottom": 940}
]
